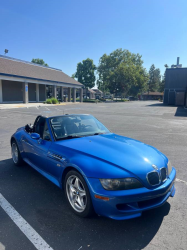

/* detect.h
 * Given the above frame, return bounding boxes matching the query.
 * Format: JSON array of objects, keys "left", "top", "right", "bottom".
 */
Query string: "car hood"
[{"left": 56, "top": 133, "right": 168, "bottom": 178}]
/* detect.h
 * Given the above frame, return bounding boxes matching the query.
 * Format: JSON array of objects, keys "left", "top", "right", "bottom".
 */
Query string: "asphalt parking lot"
[{"left": 0, "top": 101, "right": 187, "bottom": 250}]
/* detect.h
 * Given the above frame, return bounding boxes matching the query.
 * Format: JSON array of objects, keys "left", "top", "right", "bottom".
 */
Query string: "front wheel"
[
  {"left": 64, "top": 170, "right": 94, "bottom": 217},
  {"left": 11, "top": 140, "right": 23, "bottom": 166}
]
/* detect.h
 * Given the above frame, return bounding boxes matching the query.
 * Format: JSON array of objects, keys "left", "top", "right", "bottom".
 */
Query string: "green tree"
[
  {"left": 71, "top": 73, "right": 76, "bottom": 79},
  {"left": 97, "top": 49, "right": 148, "bottom": 97},
  {"left": 31, "top": 58, "right": 49, "bottom": 66},
  {"left": 75, "top": 58, "right": 96, "bottom": 97},
  {"left": 148, "top": 64, "right": 161, "bottom": 92},
  {"left": 158, "top": 79, "right": 165, "bottom": 92},
  {"left": 158, "top": 64, "right": 168, "bottom": 92}
]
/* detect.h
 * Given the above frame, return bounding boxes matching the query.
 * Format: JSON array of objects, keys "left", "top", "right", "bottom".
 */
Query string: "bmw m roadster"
[{"left": 11, "top": 114, "right": 176, "bottom": 220}]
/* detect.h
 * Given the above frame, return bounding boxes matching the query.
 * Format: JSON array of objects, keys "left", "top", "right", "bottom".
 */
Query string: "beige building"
[
  {"left": 83, "top": 88, "right": 96, "bottom": 99},
  {"left": 0, "top": 55, "right": 83, "bottom": 103}
]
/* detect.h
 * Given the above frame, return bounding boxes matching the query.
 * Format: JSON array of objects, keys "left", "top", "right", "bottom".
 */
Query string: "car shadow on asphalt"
[
  {"left": 146, "top": 102, "right": 187, "bottom": 117},
  {"left": 146, "top": 102, "right": 167, "bottom": 107},
  {"left": 0, "top": 158, "right": 171, "bottom": 250}
]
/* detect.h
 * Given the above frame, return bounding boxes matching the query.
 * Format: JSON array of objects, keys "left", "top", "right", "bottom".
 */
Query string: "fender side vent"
[{"left": 47, "top": 152, "right": 63, "bottom": 161}]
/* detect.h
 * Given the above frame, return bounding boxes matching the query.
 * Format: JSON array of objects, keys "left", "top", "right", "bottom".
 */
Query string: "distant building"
[
  {"left": 164, "top": 68, "right": 187, "bottom": 106},
  {"left": 164, "top": 57, "right": 187, "bottom": 106},
  {"left": 0, "top": 55, "right": 83, "bottom": 103},
  {"left": 142, "top": 92, "right": 163, "bottom": 100},
  {"left": 83, "top": 88, "right": 96, "bottom": 99},
  {"left": 92, "top": 88, "right": 103, "bottom": 99}
]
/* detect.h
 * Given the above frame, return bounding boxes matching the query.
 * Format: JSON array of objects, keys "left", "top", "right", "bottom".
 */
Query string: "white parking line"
[
  {"left": 0, "top": 193, "right": 53, "bottom": 250},
  {"left": 36, "top": 106, "right": 39, "bottom": 110},
  {"left": 176, "top": 178, "right": 187, "bottom": 185},
  {"left": 45, "top": 107, "right": 50, "bottom": 110},
  {"left": 55, "top": 108, "right": 61, "bottom": 111}
]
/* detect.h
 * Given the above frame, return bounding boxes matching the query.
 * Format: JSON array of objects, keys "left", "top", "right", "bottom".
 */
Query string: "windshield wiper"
[
  {"left": 57, "top": 133, "right": 106, "bottom": 140},
  {"left": 93, "top": 132, "right": 105, "bottom": 135},
  {"left": 57, "top": 135, "right": 81, "bottom": 140},
  {"left": 84, "top": 132, "right": 105, "bottom": 137}
]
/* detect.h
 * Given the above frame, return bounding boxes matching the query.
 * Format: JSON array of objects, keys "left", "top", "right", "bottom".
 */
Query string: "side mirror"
[{"left": 30, "top": 133, "right": 40, "bottom": 140}]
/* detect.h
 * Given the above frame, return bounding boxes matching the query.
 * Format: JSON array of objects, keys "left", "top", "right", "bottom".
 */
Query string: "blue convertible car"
[{"left": 11, "top": 114, "right": 176, "bottom": 220}]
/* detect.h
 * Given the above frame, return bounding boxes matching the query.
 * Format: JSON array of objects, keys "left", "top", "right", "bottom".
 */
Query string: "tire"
[
  {"left": 64, "top": 170, "right": 94, "bottom": 218},
  {"left": 11, "top": 140, "right": 24, "bottom": 166}
]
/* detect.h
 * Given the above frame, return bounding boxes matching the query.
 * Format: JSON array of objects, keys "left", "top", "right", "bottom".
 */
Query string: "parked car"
[
  {"left": 11, "top": 114, "right": 176, "bottom": 220},
  {"left": 128, "top": 96, "right": 138, "bottom": 101},
  {"left": 104, "top": 95, "right": 112, "bottom": 99}
]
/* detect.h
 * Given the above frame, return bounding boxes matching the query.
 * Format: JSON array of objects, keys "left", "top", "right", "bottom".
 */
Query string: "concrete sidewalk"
[{"left": 0, "top": 102, "right": 81, "bottom": 110}]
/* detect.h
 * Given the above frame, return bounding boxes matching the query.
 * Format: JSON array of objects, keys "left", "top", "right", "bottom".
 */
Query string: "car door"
[
  {"left": 32, "top": 121, "right": 52, "bottom": 170},
  {"left": 21, "top": 117, "right": 51, "bottom": 167},
  {"left": 22, "top": 117, "right": 64, "bottom": 179},
  {"left": 21, "top": 116, "right": 41, "bottom": 162},
  {"left": 41, "top": 120, "right": 66, "bottom": 179}
]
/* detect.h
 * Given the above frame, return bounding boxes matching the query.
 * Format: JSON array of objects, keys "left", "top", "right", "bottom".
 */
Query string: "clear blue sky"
[{"left": 0, "top": 0, "right": 187, "bottom": 78}]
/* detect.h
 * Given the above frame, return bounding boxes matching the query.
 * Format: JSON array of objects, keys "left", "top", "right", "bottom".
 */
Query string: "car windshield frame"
[{"left": 49, "top": 115, "right": 110, "bottom": 141}]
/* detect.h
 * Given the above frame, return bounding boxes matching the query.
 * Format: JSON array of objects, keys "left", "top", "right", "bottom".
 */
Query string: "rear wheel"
[
  {"left": 64, "top": 170, "right": 94, "bottom": 217},
  {"left": 11, "top": 140, "right": 23, "bottom": 166}
]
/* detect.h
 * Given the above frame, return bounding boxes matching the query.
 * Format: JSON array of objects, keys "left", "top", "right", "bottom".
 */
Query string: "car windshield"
[{"left": 50, "top": 115, "right": 110, "bottom": 140}]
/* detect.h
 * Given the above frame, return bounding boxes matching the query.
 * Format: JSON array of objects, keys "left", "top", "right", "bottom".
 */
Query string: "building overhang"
[{"left": 0, "top": 73, "right": 83, "bottom": 89}]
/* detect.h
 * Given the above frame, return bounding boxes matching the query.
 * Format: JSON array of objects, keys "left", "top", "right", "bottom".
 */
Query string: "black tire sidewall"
[{"left": 64, "top": 170, "right": 94, "bottom": 218}]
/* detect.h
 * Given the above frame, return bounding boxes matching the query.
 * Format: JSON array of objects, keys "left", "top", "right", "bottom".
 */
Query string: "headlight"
[
  {"left": 167, "top": 161, "right": 172, "bottom": 175},
  {"left": 100, "top": 178, "right": 143, "bottom": 190}
]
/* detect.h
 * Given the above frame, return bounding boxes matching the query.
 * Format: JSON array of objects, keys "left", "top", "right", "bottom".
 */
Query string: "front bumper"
[{"left": 86, "top": 168, "right": 176, "bottom": 220}]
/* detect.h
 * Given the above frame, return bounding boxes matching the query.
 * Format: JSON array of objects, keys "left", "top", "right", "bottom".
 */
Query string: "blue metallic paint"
[
  {"left": 85, "top": 168, "right": 176, "bottom": 219},
  {"left": 11, "top": 116, "right": 176, "bottom": 220}
]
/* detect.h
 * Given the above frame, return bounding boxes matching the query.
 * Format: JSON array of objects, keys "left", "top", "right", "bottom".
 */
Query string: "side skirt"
[{"left": 23, "top": 158, "right": 61, "bottom": 188}]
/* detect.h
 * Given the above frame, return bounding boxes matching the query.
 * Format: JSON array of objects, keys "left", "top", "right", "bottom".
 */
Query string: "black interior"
[
  {"left": 25, "top": 116, "right": 46, "bottom": 139},
  {"left": 25, "top": 124, "right": 33, "bottom": 133},
  {"left": 34, "top": 117, "right": 46, "bottom": 138}
]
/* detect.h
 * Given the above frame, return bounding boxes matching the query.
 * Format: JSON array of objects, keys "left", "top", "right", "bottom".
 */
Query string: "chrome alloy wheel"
[
  {"left": 11, "top": 142, "right": 18, "bottom": 164},
  {"left": 66, "top": 175, "right": 87, "bottom": 213}
]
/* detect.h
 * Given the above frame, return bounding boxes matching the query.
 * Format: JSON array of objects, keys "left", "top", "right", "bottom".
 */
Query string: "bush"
[
  {"left": 46, "top": 98, "right": 52, "bottom": 104},
  {"left": 83, "top": 99, "right": 102, "bottom": 103},
  {"left": 51, "top": 97, "right": 58, "bottom": 104},
  {"left": 99, "top": 98, "right": 106, "bottom": 102},
  {"left": 45, "top": 97, "right": 58, "bottom": 104},
  {"left": 114, "top": 99, "right": 126, "bottom": 102},
  {"left": 83, "top": 99, "right": 96, "bottom": 102}
]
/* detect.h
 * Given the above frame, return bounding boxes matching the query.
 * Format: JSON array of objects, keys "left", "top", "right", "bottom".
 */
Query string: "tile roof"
[
  {"left": 88, "top": 88, "right": 96, "bottom": 93},
  {"left": 92, "top": 88, "right": 103, "bottom": 94},
  {"left": 0, "top": 55, "right": 82, "bottom": 86}
]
